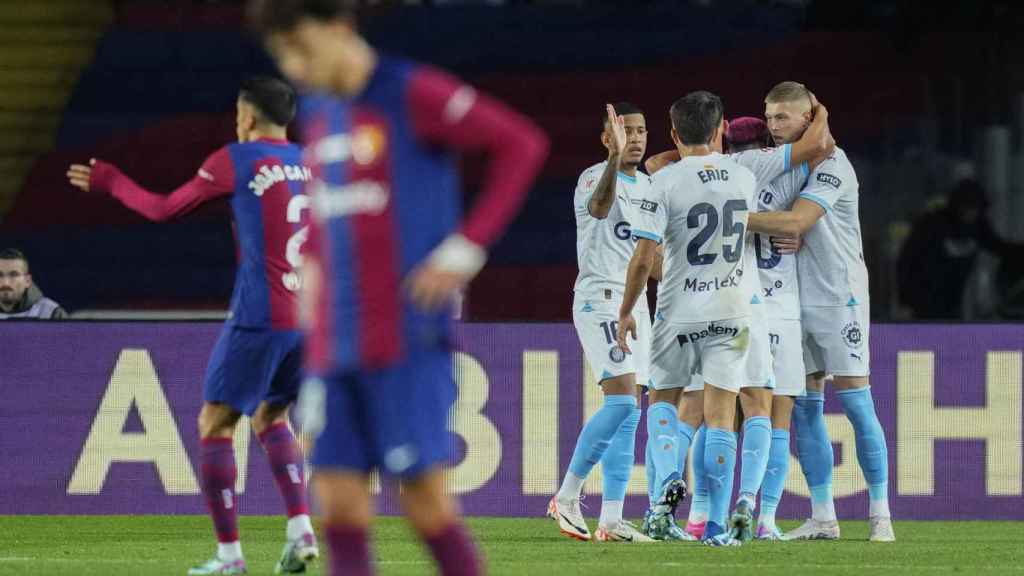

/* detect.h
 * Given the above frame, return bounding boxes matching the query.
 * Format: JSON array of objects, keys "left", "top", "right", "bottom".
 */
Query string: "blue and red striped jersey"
[
  {"left": 223, "top": 140, "right": 311, "bottom": 329},
  {"left": 299, "top": 56, "right": 548, "bottom": 373},
  {"left": 93, "top": 138, "right": 312, "bottom": 330}
]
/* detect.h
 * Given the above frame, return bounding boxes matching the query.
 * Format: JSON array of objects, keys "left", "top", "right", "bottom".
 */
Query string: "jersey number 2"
[
  {"left": 283, "top": 194, "right": 310, "bottom": 291},
  {"left": 686, "top": 199, "right": 747, "bottom": 266}
]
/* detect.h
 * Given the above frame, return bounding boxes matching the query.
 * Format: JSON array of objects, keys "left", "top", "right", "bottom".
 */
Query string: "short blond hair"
[{"left": 765, "top": 81, "right": 812, "bottom": 107}]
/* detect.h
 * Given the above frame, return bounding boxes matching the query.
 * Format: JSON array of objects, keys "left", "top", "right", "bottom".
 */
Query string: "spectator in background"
[
  {"left": 0, "top": 249, "right": 67, "bottom": 319},
  {"left": 897, "top": 179, "right": 1021, "bottom": 319}
]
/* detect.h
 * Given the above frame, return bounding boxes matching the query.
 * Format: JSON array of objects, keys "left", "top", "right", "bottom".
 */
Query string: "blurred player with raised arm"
[
  {"left": 548, "top": 103, "right": 655, "bottom": 543},
  {"left": 618, "top": 91, "right": 759, "bottom": 546},
  {"left": 68, "top": 77, "right": 318, "bottom": 575},
  {"left": 247, "top": 1, "right": 549, "bottom": 574},
  {"left": 748, "top": 82, "right": 895, "bottom": 542}
]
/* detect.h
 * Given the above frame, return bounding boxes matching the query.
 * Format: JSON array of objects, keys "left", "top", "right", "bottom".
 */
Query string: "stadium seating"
[
  {"left": 0, "top": 0, "right": 111, "bottom": 215},
  {"left": 0, "top": 1, "right": 999, "bottom": 318}
]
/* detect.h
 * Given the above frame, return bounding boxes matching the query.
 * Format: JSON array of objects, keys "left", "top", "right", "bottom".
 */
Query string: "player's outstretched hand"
[
  {"left": 67, "top": 159, "right": 96, "bottom": 192},
  {"left": 772, "top": 235, "right": 802, "bottom": 254},
  {"left": 407, "top": 264, "right": 470, "bottom": 312},
  {"left": 616, "top": 314, "right": 636, "bottom": 354},
  {"left": 605, "top": 104, "right": 627, "bottom": 162}
]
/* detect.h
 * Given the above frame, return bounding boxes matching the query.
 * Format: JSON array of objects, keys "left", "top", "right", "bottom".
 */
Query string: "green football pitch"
[{"left": 1, "top": 516, "right": 1022, "bottom": 575}]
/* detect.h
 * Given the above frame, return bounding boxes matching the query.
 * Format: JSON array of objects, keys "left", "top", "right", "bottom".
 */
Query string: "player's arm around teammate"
[
  {"left": 621, "top": 93, "right": 762, "bottom": 545},
  {"left": 747, "top": 197, "right": 825, "bottom": 244},
  {"left": 644, "top": 97, "right": 834, "bottom": 177},
  {"left": 745, "top": 96, "right": 835, "bottom": 237},
  {"left": 749, "top": 83, "right": 892, "bottom": 541}
]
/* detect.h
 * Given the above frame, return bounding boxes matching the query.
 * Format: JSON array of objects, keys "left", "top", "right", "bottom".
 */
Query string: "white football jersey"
[
  {"left": 730, "top": 143, "right": 795, "bottom": 191},
  {"left": 751, "top": 168, "right": 809, "bottom": 319},
  {"left": 730, "top": 144, "right": 809, "bottom": 321},
  {"left": 633, "top": 153, "right": 758, "bottom": 324},
  {"left": 796, "top": 147, "right": 869, "bottom": 307},
  {"left": 573, "top": 161, "right": 651, "bottom": 299}
]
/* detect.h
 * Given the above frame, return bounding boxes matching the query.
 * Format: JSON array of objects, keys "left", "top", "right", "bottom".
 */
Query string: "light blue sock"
[
  {"left": 738, "top": 416, "right": 772, "bottom": 506},
  {"left": 704, "top": 427, "right": 738, "bottom": 527},
  {"left": 562, "top": 394, "right": 636, "bottom": 497},
  {"left": 794, "top": 390, "right": 835, "bottom": 520},
  {"left": 676, "top": 419, "right": 696, "bottom": 480},
  {"left": 645, "top": 440, "right": 657, "bottom": 507},
  {"left": 793, "top": 391, "right": 833, "bottom": 492},
  {"left": 837, "top": 386, "right": 890, "bottom": 515},
  {"left": 646, "top": 402, "right": 681, "bottom": 500},
  {"left": 602, "top": 406, "right": 640, "bottom": 503},
  {"left": 689, "top": 425, "right": 709, "bottom": 520},
  {"left": 759, "top": 429, "right": 790, "bottom": 523}
]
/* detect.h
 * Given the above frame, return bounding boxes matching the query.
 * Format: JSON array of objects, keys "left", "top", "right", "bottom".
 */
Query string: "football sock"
[
  {"left": 759, "top": 428, "right": 791, "bottom": 527},
  {"left": 646, "top": 402, "right": 681, "bottom": 502},
  {"left": 676, "top": 419, "right": 696, "bottom": 482},
  {"left": 704, "top": 427, "right": 738, "bottom": 527},
  {"left": 324, "top": 524, "right": 371, "bottom": 576},
  {"left": 558, "top": 394, "right": 636, "bottom": 501},
  {"left": 645, "top": 440, "right": 657, "bottom": 507},
  {"left": 837, "top": 386, "right": 890, "bottom": 518},
  {"left": 738, "top": 416, "right": 772, "bottom": 506},
  {"left": 600, "top": 405, "right": 640, "bottom": 524},
  {"left": 688, "top": 425, "right": 709, "bottom": 523},
  {"left": 794, "top": 390, "right": 835, "bottom": 521},
  {"left": 200, "top": 437, "right": 240, "bottom": 548},
  {"left": 257, "top": 422, "right": 311, "bottom": 526},
  {"left": 424, "top": 522, "right": 482, "bottom": 576}
]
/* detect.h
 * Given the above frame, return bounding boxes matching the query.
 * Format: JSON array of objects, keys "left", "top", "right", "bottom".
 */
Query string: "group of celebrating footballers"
[{"left": 549, "top": 84, "right": 896, "bottom": 547}]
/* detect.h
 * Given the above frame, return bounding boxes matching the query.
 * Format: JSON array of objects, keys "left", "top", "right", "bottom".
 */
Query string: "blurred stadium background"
[
  {"left": 1, "top": 1, "right": 1023, "bottom": 573},
  {"left": 2, "top": 0, "right": 1023, "bottom": 322}
]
